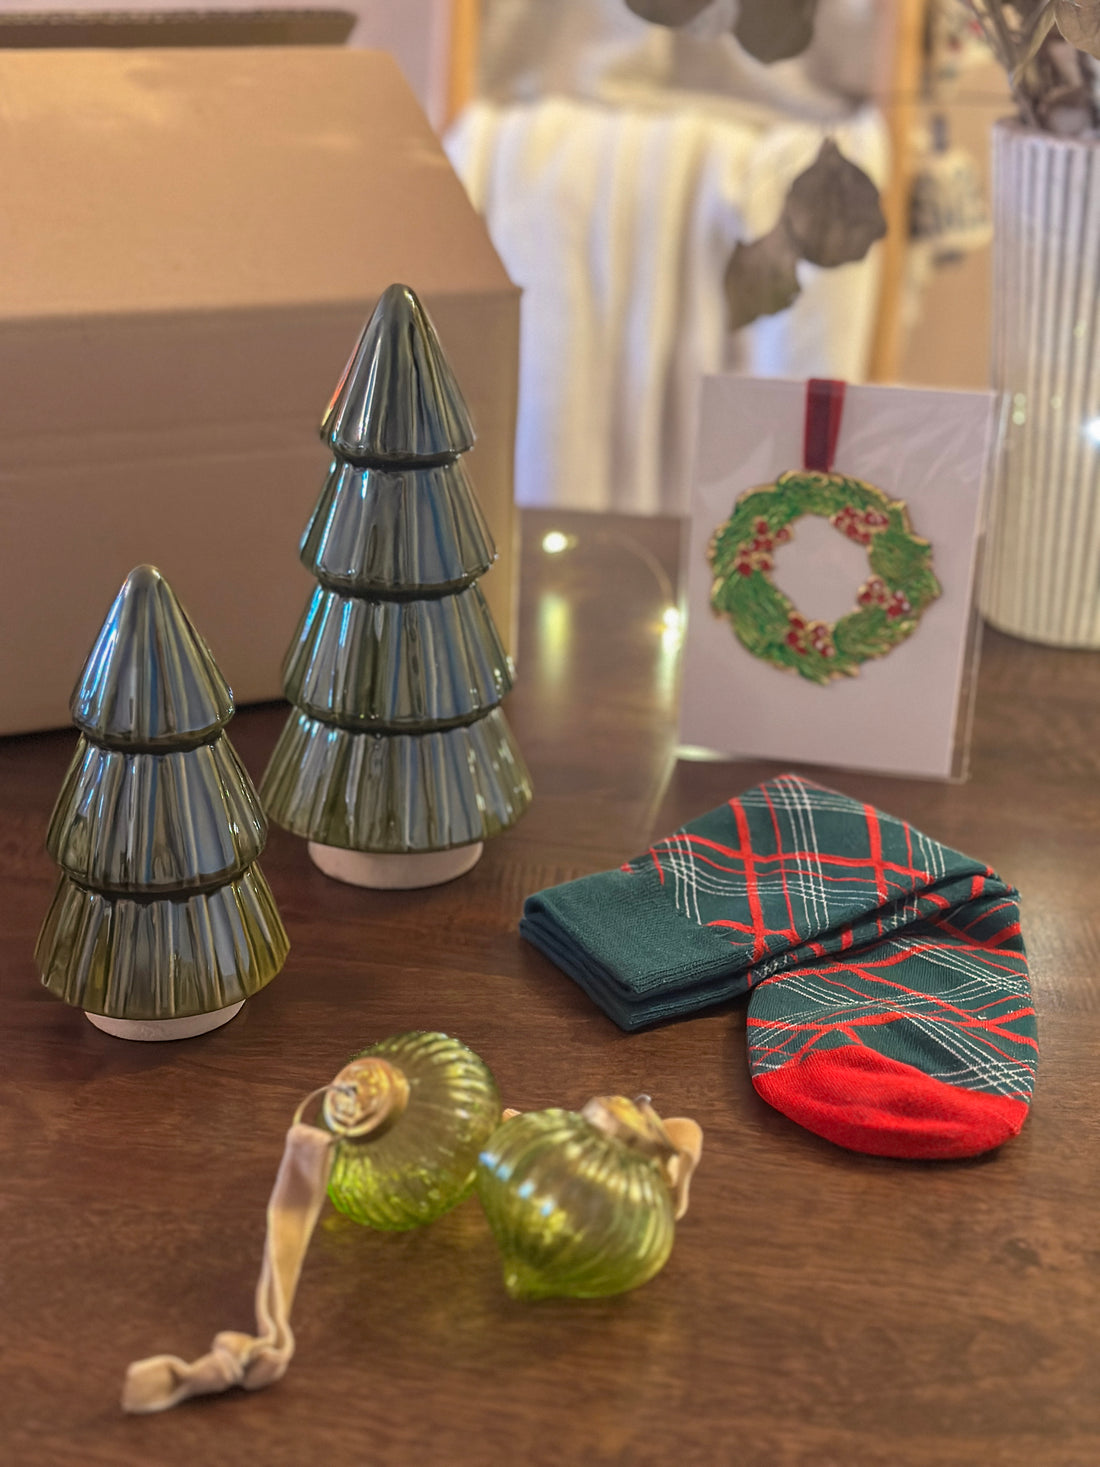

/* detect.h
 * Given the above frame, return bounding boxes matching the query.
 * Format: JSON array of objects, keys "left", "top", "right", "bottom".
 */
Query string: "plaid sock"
[{"left": 520, "top": 774, "right": 1037, "bottom": 1159}]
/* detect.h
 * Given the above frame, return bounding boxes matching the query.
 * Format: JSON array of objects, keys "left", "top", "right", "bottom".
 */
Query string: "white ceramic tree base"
[
  {"left": 308, "top": 840, "right": 483, "bottom": 889},
  {"left": 85, "top": 1000, "right": 245, "bottom": 1042}
]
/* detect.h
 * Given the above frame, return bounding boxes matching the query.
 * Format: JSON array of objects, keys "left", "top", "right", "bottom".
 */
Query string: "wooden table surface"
[{"left": 3, "top": 509, "right": 1098, "bottom": 1467}]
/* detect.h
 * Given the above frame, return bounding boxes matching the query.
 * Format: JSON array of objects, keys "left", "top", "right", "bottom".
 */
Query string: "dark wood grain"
[{"left": 2, "top": 510, "right": 1098, "bottom": 1467}]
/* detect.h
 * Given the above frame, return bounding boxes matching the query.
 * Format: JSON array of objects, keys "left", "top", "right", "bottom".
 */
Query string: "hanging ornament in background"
[
  {"left": 624, "top": 0, "right": 715, "bottom": 24},
  {"left": 621, "top": 2, "right": 885, "bottom": 330},
  {"left": 34, "top": 565, "right": 288, "bottom": 1040},
  {"left": 707, "top": 379, "right": 940, "bottom": 684},
  {"left": 625, "top": 0, "right": 817, "bottom": 61},
  {"left": 902, "top": 114, "right": 992, "bottom": 343},
  {"left": 477, "top": 1095, "right": 702, "bottom": 1301},
  {"left": 909, "top": 115, "right": 992, "bottom": 264},
  {"left": 724, "top": 139, "right": 886, "bottom": 332},
  {"left": 732, "top": 0, "right": 818, "bottom": 62},
  {"left": 260, "top": 283, "right": 532, "bottom": 890}
]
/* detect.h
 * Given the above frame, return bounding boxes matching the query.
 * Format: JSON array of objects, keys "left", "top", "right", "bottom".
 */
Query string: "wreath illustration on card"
[{"left": 708, "top": 469, "right": 941, "bottom": 686}]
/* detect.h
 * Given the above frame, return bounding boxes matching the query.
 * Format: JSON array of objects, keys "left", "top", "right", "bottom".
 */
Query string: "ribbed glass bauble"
[
  {"left": 327, "top": 1032, "right": 501, "bottom": 1231},
  {"left": 476, "top": 1101, "right": 678, "bottom": 1300}
]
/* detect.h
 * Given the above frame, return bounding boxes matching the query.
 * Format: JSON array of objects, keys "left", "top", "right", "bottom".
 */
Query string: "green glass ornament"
[
  {"left": 325, "top": 1031, "right": 502, "bottom": 1231},
  {"left": 476, "top": 1095, "right": 702, "bottom": 1300}
]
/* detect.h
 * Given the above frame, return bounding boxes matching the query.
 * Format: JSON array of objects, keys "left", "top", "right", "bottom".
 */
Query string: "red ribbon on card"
[{"left": 803, "top": 378, "right": 846, "bottom": 473}]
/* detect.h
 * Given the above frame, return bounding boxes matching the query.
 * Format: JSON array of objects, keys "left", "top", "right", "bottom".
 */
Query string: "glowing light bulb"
[
  {"left": 659, "top": 605, "right": 684, "bottom": 666},
  {"left": 1085, "top": 417, "right": 1100, "bottom": 446},
  {"left": 542, "top": 531, "right": 570, "bottom": 555}
]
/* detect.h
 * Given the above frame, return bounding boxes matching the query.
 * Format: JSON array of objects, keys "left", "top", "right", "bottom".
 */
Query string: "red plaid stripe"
[{"left": 626, "top": 775, "right": 1036, "bottom": 1102}]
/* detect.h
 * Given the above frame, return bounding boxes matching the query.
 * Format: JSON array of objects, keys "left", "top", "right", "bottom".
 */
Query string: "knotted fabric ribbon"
[{"left": 121, "top": 1123, "right": 334, "bottom": 1413}]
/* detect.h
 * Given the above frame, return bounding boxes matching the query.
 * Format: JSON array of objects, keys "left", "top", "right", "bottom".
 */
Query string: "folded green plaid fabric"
[{"left": 520, "top": 773, "right": 1037, "bottom": 1159}]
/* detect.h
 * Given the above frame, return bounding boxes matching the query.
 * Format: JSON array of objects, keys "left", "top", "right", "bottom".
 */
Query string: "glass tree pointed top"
[
  {"left": 72, "top": 565, "right": 233, "bottom": 747},
  {"left": 320, "top": 284, "right": 476, "bottom": 464}
]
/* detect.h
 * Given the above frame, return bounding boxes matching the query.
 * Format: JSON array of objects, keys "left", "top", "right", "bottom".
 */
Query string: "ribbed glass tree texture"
[
  {"left": 261, "top": 283, "right": 532, "bottom": 853},
  {"left": 35, "top": 566, "right": 289, "bottom": 1020}
]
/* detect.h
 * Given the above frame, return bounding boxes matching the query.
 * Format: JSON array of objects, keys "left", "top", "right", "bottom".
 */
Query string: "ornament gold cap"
[
  {"left": 581, "top": 1094, "right": 702, "bottom": 1220},
  {"left": 581, "top": 1094, "right": 677, "bottom": 1159},
  {"left": 311, "top": 1057, "right": 411, "bottom": 1141},
  {"left": 292, "top": 1057, "right": 411, "bottom": 1144}
]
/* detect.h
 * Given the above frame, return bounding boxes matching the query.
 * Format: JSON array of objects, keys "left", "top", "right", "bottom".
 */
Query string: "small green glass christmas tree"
[
  {"left": 260, "top": 283, "right": 532, "bottom": 888},
  {"left": 35, "top": 565, "right": 289, "bottom": 1040}
]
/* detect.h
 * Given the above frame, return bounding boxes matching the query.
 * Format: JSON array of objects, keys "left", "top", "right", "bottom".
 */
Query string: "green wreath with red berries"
[{"left": 708, "top": 471, "right": 941, "bottom": 686}]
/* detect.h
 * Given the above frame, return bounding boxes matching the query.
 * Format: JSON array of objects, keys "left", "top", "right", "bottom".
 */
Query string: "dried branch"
[{"left": 961, "top": 0, "right": 1100, "bottom": 132}]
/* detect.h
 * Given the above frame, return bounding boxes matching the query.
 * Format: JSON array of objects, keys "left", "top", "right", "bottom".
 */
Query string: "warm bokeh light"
[
  {"left": 541, "top": 531, "right": 571, "bottom": 555},
  {"left": 657, "top": 606, "right": 684, "bottom": 697},
  {"left": 537, "top": 591, "right": 571, "bottom": 687}
]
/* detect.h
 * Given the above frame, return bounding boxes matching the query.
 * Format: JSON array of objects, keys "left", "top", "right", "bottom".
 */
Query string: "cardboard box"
[
  {"left": 0, "top": 10, "right": 357, "bottom": 47},
  {"left": 0, "top": 45, "right": 519, "bottom": 735}
]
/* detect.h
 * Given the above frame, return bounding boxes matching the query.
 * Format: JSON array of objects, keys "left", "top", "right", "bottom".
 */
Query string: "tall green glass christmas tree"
[
  {"left": 260, "top": 283, "right": 532, "bottom": 889},
  {"left": 35, "top": 565, "right": 289, "bottom": 1040}
]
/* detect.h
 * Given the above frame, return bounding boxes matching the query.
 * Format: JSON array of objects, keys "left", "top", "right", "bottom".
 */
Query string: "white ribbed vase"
[{"left": 982, "top": 121, "right": 1100, "bottom": 646}]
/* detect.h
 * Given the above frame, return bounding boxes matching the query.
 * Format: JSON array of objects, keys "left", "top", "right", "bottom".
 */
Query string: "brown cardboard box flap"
[
  {"left": 0, "top": 47, "right": 514, "bottom": 320},
  {"left": 0, "top": 10, "right": 357, "bottom": 47}
]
